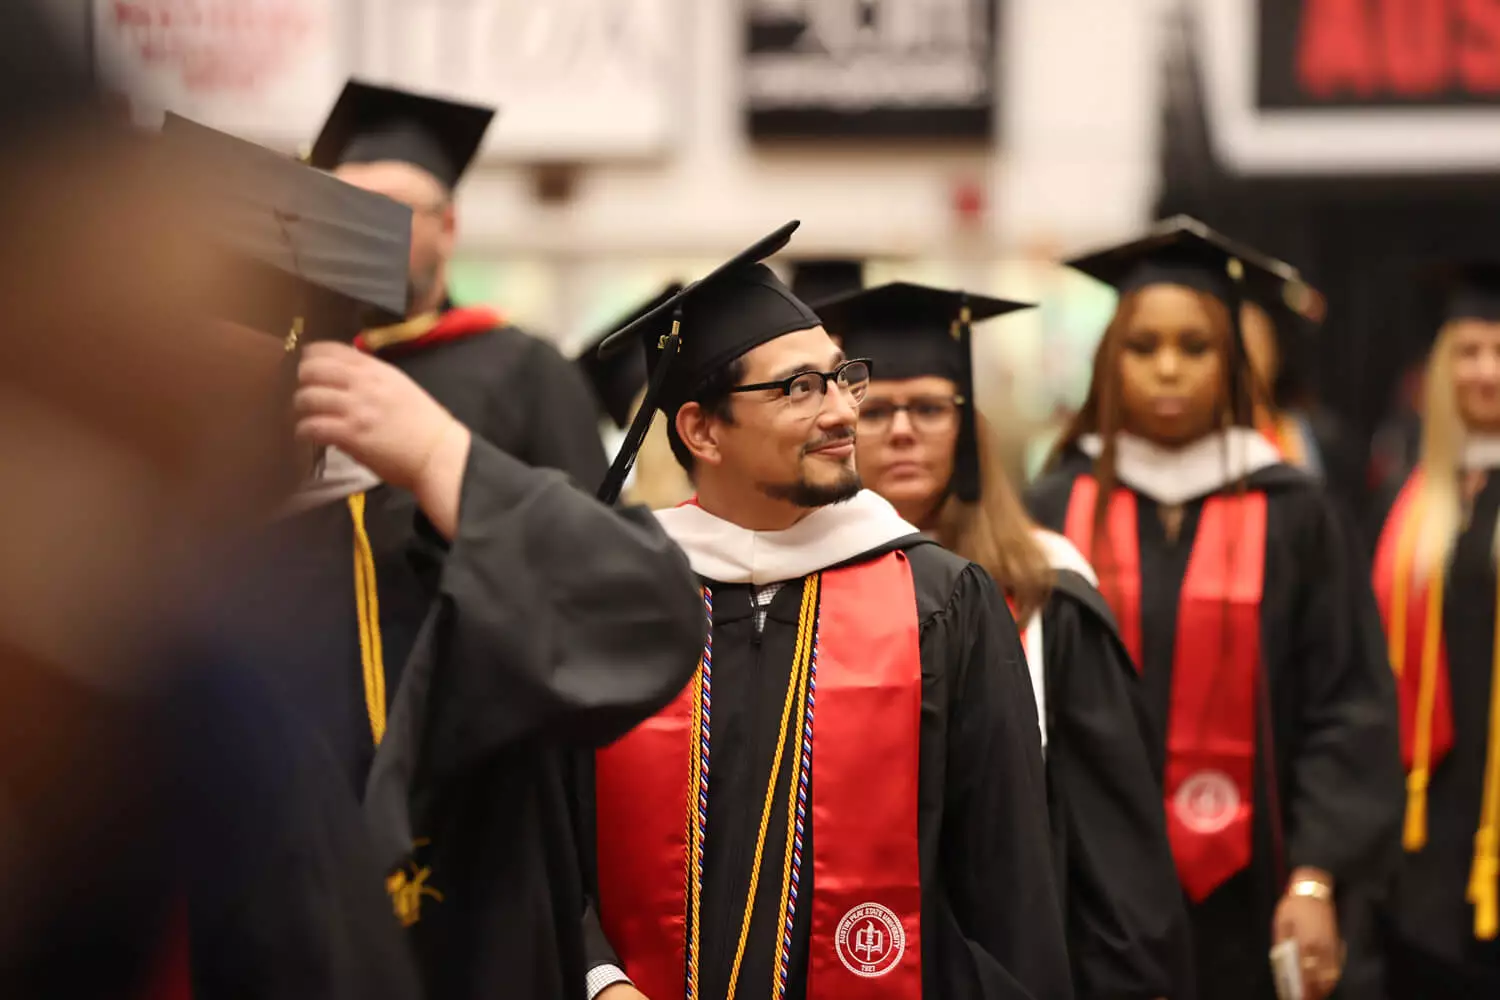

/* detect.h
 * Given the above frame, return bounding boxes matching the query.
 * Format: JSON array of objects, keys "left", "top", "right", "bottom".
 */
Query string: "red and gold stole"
[
  {"left": 1064, "top": 476, "right": 1267, "bottom": 902},
  {"left": 1371, "top": 469, "right": 1456, "bottom": 853},
  {"left": 594, "top": 552, "right": 924, "bottom": 1000},
  {"left": 354, "top": 306, "right": 502, "bottom": 357}
]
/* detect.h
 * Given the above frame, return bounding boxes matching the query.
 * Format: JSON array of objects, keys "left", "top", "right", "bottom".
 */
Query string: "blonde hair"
[
  {"left": 932, "top": 413, "right": 1054, "bottom": 622},
  {"left": 1412, "top": 322, "right": 1500, "bottom": 572}
]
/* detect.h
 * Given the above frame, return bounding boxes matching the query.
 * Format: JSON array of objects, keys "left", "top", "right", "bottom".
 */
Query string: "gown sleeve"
[
  {"left": 422, "top": 435, "right": 700, "bottom": 761},
  {"left": 364, "top": 436, "right": 703, "bottom": 865},
  {"left": 510, "top": 334, "right": 611, "bottom": 492},
  {"left": 1282, "top": 491, "right": 1404, "bottom": 888},
  {"left": 1043, "top": 585, "right": 1189, "bottom": 1000},
  {"left": 935, "top": 564, "right": 1075, "bottom": 1000}
]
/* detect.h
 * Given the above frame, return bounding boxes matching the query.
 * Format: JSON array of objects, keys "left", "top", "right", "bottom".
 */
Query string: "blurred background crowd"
[{"left": 58, "top": 0, "right": 1491, "bottom": 510}]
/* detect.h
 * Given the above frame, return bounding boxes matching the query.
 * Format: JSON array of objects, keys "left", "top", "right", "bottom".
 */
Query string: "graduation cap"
[
  {"left": 1065, "top": 215, "right": 1302, "bottom": 424},
  {"left": 160, "top": 113, "right": 412, "bottom": 346},
  {"left": 818, "top": 282, "right": 1034, "bottom": 502},
  {"left": 308, "top": 79, "right": 495, "bottom": 191},
  {"left": 790, "top": 258, "right": 866, "bottom": 306},
  {"left": 1435, "top": 261, "right": 1500, "bottom": 324},
  {"left": 594, "top": 220, "right": 819, "bottom": 503},
  {"left": 576, "top": 283, "right": 684, "bottom": 430}
]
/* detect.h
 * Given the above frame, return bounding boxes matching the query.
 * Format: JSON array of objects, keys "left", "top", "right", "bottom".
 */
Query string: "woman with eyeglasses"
[
  {"left": 1025, "top": 219, "right": 1402, "bottom": 1000},
  {"left": 819, "top": 281, "right": 1191, "bottom": 1000}
]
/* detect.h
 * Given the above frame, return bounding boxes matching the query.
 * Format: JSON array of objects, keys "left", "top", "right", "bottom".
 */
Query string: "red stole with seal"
[
  {"left": 1064, "top": 476, "right": 1266, "bottom": 902},
  {"left": 594, "top": 551, "right": 924, "bottom": 1000},
  {"left": 1370, "top": 469, "right": 1455, "bottom": 849}
]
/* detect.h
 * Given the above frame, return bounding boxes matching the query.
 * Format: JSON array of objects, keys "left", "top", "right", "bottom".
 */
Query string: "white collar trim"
[
  {"left": 1078, "top": 429, "right": 1282, "bottom": 505},
  {"left": 1463, "top": 435, "right": 1500, "bottom": 470},
  {"left": 654, "top": 490, "right": 917, "bottom": 586}
]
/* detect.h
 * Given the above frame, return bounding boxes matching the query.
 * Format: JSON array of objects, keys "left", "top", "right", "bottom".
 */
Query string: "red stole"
[
  {"left": 1371, "top": 470, "right": 1456, "bottom": 845},
  {"left": 1064, "top": 476, "right": 1266, "bottom": 902},
  {"left": 594, "top": 552, "right": 924, "bottom": 999},
  {"left": 354, "top": 306, "right": 501, "bottom": 357}
]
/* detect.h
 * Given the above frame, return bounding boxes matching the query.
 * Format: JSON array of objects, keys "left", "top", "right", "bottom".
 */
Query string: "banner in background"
[
  {"left": 92, "top": 0, "right": 351, "bottom": 143},
  {"left": 1199, "top": 0, "right": 1500, "bottom": 174},
  {"left": 744, "top": 0, "right": 996, "bottom": 140},
  {"left": 1258, "top": 0, "right": 1500, "bottom": 109},
  {"left": 359, "top": 0, "right": 677, "bottom": 161}
]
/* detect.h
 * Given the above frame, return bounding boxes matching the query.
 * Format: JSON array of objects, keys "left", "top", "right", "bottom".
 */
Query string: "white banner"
[
  {"left": 358, "top": 0, "right": 679, "bottom": 161},
  {"left": 93, "top": 0, "right": 352, "bottom": 145}
]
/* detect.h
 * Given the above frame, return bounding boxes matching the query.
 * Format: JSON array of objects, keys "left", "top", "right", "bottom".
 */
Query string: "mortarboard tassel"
[
  {"left": 951, "top": 296, "right": 981, "bottom": 503},
  {"left": 597, "top": 308, "right": 683, "bottom": 505}
]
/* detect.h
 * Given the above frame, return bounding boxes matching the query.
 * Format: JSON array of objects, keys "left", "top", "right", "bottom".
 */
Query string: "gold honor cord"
[
  {"left": 1468, "top": 572, "right": 1500, "bottom": 939},
  {"left": 684, "top": 575, "right": 820, "bottom": 1000},
  {"left": 348, "top": 492, "right": 387, "bottom": 745},
  {"left": 1389, "top": 488, "right": 1500, "bottom": 939}
]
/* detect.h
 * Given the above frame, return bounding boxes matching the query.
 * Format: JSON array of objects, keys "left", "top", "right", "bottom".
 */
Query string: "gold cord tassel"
[
  {"left": 1466, "top": 573, "right": 1500, "bottom": 939},
  {"left": 348, "top": 492, "right": 387, "bottom": 745}
]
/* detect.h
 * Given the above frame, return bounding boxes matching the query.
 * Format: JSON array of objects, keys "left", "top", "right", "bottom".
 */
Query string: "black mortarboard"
[
  {"left": 1436, "top": 261, "right": 1500, "bottom": 324},
  {"left": 1239, "top": 262, "right": 1325, "bottom": 407},
  {"left": 595, "top": 220, "right": 819, "bottom": 502},
  {"left": 1065, "top": 215, "right": 1300, "bottom": 423},
  {"left": 308, "top": 80, "right": 495, "bottom": 191},
  {"left": 577, "top": 283, "right": 684, "bottom": 430},
  {"left": 790, "top": 258, "right": 866, "bottom": 306},
  {"left": 818, "top": 282, "right": 1033, "bottom": 502},
  {"left": 160, "top": 113, "right": 412, "bottom": 344}
]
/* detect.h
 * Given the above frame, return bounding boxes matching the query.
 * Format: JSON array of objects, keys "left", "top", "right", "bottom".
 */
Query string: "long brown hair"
[
  {"left": 933, "top": 413, "right": 1053, "bottom": 621},
  {"left": 1045, "top": 287, "right": 1251, "bottom": 581}
]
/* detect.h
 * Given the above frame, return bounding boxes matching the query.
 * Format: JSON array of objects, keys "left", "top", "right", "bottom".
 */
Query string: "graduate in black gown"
[
  {"left": 309, "top": 79, "right": 609, "bottom": 487},
  {"left": 1024, "top": 218, "right": 1402, "bottom": 1000},
  {"left": 822, "top": 281, "right": 1190, "bottom": 999},
  {"left": 578, "top": 223, "right": 1072, "bottom": 1000},
  {"left": 1370, "top": 264, "right": 1500, "bottom": 995},
  {"left": 253, "top": 334, "right": 704, "bottom": 1000}
]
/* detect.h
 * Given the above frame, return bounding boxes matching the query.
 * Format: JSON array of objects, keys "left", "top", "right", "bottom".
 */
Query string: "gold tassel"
[
  {"left": 1466, "top": 568, "right": 1500, "bottom": 939},
  {"left": 348, "top": 492, "right": 387, "bottom": 745},
  {"left": 1404, "top": 566, "right": 1445, "bottom": 851}
]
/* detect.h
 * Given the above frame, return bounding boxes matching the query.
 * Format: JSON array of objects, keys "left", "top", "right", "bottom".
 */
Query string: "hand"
[
  {"left": 595, "top": 986, "right": 649, "bottom": 1000},
  {"left": 294, "top": 342, "right": 469, "bottom": 493},
  {"left": 1273, "top": 873, "right": 1343, "bottom": 1000},
  {"left": 295, "top": 342, "right": 471, "bottom": 537}
]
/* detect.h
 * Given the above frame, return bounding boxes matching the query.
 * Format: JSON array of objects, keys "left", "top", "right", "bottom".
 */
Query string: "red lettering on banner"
[
  {"left": 1297, "top": 0, "right": 1381, "bottom": 97},
  {"left": 1460, "top": 0, "right": 1500, "bottom": 92},
  {"left": 1380, "top": 0, "right": 1451, "bottom": 96}
]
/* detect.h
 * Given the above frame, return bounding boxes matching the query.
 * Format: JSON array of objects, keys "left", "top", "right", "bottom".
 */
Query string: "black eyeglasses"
[
  {"left": 857, "top": 395, "right": 965, "bottom": 434},
  {"left": 728, "top": 358, "right": 872, "bottom": 411}
]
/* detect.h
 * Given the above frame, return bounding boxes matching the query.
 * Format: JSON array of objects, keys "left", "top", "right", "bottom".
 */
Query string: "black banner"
[
  {"left": 744, "top": 0, "right": 996, "bottom": 140},
  {"left": 1258, "top": 0, "right": 1500, "bottom": 109}
]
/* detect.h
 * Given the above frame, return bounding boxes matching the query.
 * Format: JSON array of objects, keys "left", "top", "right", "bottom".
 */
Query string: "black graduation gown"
[
  {"left": 390, "top": 309, "right": 609, "bottom": 490},
  {"left": 1027, "top": 452, "right": 1403, "bottom": 1000},
  {"left": 580, "top": 538, "right": 1074, "bottom": 1000},
  {"left": 1376, "top": 473, "right": 1500, "bottom": 991},
  {"left": 356, "top": 438, "right": 706, "bottom": 1000},
  {"left": 1040, "top": 570, "right": 1192, "bottom": 1000}
]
